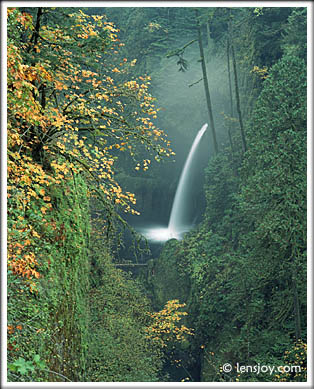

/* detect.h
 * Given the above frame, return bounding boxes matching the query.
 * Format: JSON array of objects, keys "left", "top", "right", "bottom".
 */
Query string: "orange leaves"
[
  {"left": 91, "top": 15, "right": 104, "bottom": 22},
  {"left": 7, "top": 47, "right": 51, "bottom": 87},
  {"left": 103, "top": 23, "right": 119, "bottom": 41},
  {"left": 36, "top": 65, "right": 53, "bottom": 82},
  {"left": 103, "top": 22, "right": 119, "bottom": 33},
  {"left": 8, "top": 251, "right": 40, "bottom": 280},
  {"left": 52, "top": 114, "right": 65, "bottom": 128},
  {"left": 7, "top": 46, "right": 46, "bottom": 129},
  {"left": 7, "top": 324, "right": 23, "bottom": 335},
  {"left": 7, "top": 7, "right": 174, "bottom": 237},
  {"left": 7, "top": 325, "right": 14, "bottom": 334},
  {"left": 81, "top": 69, "right": 97, "bottom": 78},
  {"left": 54, "top": 80, "right": 66, "bottom": 91},
  {"left": 8, "top": 147, "right": 54, "bottom": 286},
  {"left": 124, "top": 80, "right": 139, "bottom": 90},
  {"left": 7, "top": 8, "right": 16, "bottom": 16},
  {"left": 40, "top": 206, "right": 47, "bottom": 214},
  {"left": 135, "top": 159, "right": 151, "bottom": 172},
  {"left": 7, "top": 149, "right": 54, "bottom": 207},
  {"left": 17, "top": 11, "right": 33, "bottom": 29},
  {"left": 50, "top": 160, "right": 70, "bottom": 179},
  {"left": 24, "top": 68, "right": 39, "bottom": 82},
  {"left": 7, "top": 132, "right": 22, "bottom": 148}
]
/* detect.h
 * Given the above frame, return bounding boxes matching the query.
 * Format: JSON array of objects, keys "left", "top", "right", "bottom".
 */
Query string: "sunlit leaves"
[
  {"left": 7, "top": 6, "right": 174, "bottom": 295},
  {"left": 251, "top": 65, "right": 269, "bottom": 79},
  {"left": 145, "top": 299, "right": 194, "bottom": 348},
  {"left": 8, "top": 7, "right": 173, "bottom": 222}
]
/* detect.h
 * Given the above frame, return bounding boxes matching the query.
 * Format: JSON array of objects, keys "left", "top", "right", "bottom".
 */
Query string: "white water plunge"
[{"left": 141, "top": 123, "right": 208, "bottom": 242}]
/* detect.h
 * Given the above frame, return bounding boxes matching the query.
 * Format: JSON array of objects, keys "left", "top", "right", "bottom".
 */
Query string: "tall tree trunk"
[
  {"left": 206, "top": 19, "right": 211, "bottom": 62},
  {"left": 227, "top": 38, "right": 234, "bottom": 153},
  {"left": 229, "top": 22, "right": 247, "bottom": 153},
  {"left": 195, "top": 9, "right": 218, "bottom": 155},
  {"left": 230, "top": 43, "right": 247, "bottom": 152}
]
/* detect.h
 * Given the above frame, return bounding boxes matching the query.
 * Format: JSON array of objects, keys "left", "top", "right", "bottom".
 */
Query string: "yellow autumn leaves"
[
  {"left": 7, "top": 6, "right": 174, "bottom": 263},
  {"left": 251, "top": 65, "right": 268, "bottom": 79},
  {"left": 145, "top": 300, "right": 194, "bottom": 348}
]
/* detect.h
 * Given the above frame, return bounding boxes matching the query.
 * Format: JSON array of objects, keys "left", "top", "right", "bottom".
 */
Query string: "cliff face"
[
  {"left": 8, "top": 175, "right": 91, "bottom": 381},
  {"left": 8, "top": 175, "right": 162, "bottom": 382},
  {"left": 142, "top": 239, "right": 190, "bottom": 310}
]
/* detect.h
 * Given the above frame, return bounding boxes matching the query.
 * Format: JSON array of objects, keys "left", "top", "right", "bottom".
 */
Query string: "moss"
[
  {"left": 7, "top": 173, "right": 91, "bottom": 382},
  {"left": 144, "top": 239, "right": 190, "bottom": 310},
  {"left": 86, "top": 245, "right": 162, "bottom": 382}
]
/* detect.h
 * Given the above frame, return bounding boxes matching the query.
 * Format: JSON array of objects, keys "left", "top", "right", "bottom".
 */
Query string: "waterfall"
[
  {"left": 139, "top": 123, "right": 208, "bottom": 242},
  {"left": 168, "top": 123, "right": 208, "bottom": 239}
]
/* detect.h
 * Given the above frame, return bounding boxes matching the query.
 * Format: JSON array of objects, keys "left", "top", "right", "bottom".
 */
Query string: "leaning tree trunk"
[{"left": 195, "top": 9, "right": 218, "bottom": 155}]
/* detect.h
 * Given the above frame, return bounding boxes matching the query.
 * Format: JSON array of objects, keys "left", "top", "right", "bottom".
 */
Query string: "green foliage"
[
  {"left": 7, "top": 6, "right": 173, "bottom": 238},
  {"left": 281, "top": 8, "right": 307, "bottom": 60},
  {"left": 102, "top": 7, "right": 197, "bottom": 76},
  {"left": 8, "top": 355, "right": 46, "bottom": 376},
  {"left": 138, "top": 241, "right": 197, "bottom": 381},
  {"left": 203, "top": 152, "right": 239, "bottom": 228},
  {"left": 7, "top": 5, "right": 308, "bottom": 384},
  {"left": 87, "top": 240, "right": 162, "bottom": 381},
  {"left": 7, "top": 174, "right": 91, "bottom": 382},
  {"left": 142, "top": 239, "right": 190, "bottom": 310},
  {"left": 239, "top": 54, "right": 306, "bottom": 271},
  {"left": 151, "top": 52, "right": 307, "bottom": 382}
]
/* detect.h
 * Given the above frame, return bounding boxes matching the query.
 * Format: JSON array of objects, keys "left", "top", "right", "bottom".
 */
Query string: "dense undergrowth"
[
  {"left": 8, "top": 175, "right": 91, "bottom": 381},
  {"left": 6, "top": 6, "right": 177, "bottom": 382},
  {"left": 147, "top": 54, "right": 307, "bottom": 382},
  {"left": 7, "top": 174, "right": 166, "bottom": 382}
]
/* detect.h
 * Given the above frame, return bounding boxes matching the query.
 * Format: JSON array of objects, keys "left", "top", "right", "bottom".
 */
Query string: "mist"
[
  {"left": 152, "top": 38, "right": 231, "bottom": 153},
  {"left": 99, "top": 7, "right": 234, "bottom": 234},
  {"left": 132, "top": 37, "right": 232, "bottom": 229}
]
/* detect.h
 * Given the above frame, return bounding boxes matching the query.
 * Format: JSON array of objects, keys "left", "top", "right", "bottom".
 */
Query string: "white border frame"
[{"left": 1, "top": 1, "right": 313, "bottom": 388}]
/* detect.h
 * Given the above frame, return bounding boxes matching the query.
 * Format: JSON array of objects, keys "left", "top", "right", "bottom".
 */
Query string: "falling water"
[
  {"left": 168, "top": 123, "right": 208, "bottom": 239},
  {"left": 141, "top": 123, "right": 208, "bottom": 241}
]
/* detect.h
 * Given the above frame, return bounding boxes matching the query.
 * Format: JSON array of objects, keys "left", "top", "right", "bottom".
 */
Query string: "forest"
[{"left": 6, "top": 5, "right": 308, "bottom": 384}]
